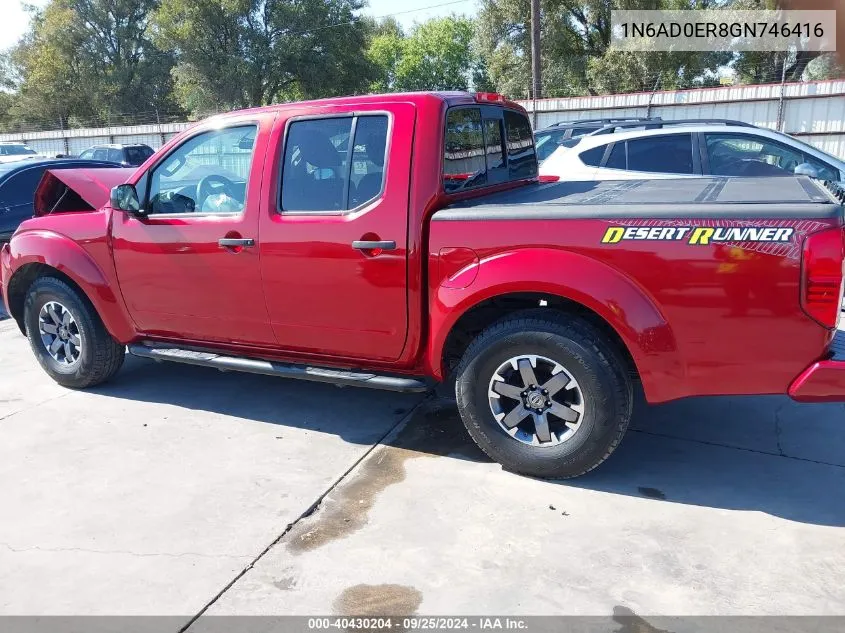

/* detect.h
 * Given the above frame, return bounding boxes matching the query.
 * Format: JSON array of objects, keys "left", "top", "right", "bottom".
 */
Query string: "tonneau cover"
[{"left": 435, "top": 176, "right": 844, "bottom": 221}]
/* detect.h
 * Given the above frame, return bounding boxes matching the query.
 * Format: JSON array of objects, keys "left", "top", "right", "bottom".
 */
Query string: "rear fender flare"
[
  {"left": 427, "top": 248, "right": 686, "bottom": 403},
  {"left": 5, "top": 230, "right": 135, "bottom": 341}
]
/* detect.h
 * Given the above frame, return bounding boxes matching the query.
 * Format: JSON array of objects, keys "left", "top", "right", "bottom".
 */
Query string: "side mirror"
[
  {"left": 794, "top": 163, "right": 820, "bottom": 179},
  {"left": 110, "top": 184, "right": 143, "bottom": 215}
]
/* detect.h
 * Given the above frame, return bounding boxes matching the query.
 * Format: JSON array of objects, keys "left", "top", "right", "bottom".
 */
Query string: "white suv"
[{"left": 539, "top": 120, "right": 845, "bottom": 183}]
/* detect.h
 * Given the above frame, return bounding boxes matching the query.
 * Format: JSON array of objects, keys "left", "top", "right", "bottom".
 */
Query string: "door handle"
[
  {"left": 218, "top": 237, "right": 255, "bottom": 248},
  {"left": 351, "top": 240, "right": 396, "bottom": 251}
]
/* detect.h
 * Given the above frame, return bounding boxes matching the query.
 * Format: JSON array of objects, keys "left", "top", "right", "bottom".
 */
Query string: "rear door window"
[
  {"left": 579, "top": 145, "right": 607, "bottom": 167},
  {"left": 349, "top": 116, "right": 389, "bottom": 208},
  {"left": 281, "top": 115, "right": 389, "bottom": 212},
  {"left": 107, "top": 148, "right": 123, "bottom": 163},
  {"left": 626, "top": 134, "right": 694, "bottom": 174},
  {"left": 605, "top": 143, "right": 626, "bottom": 169}
]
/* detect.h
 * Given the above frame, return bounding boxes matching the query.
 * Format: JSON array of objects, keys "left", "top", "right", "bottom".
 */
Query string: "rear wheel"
[
  {"left": 454, "top": 313, "right": 632, "bottom": 479},
  {"left": 24, "top": 276, "right": 125, "bottom": 388}
]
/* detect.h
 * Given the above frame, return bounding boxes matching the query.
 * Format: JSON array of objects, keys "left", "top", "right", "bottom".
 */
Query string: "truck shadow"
[
  {"left": 376, "top": 393, "right": 845, "bottom": 529},
  {"left": 92, "top": 359, "right": 845, "bottom": 528},
  {"left": 89, "top": 356, "right": 427, "bottom": 447}
]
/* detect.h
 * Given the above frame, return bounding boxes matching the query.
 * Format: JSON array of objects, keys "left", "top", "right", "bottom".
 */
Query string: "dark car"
[
  {"left": 0, "top": 158, "right": 120, "bottom": 241},
  {"left": 78, "top": 143, "right": 155, "bottom": 167}
]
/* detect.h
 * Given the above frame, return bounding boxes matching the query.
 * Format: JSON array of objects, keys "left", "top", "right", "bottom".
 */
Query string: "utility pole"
[{"left": 530, "top": 0, "right": 541, "bottom": 128}]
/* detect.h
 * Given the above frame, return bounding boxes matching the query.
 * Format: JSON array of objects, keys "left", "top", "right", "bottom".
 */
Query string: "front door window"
[{"left": 147, "top": 125, "right": 257, "bottom": 215}]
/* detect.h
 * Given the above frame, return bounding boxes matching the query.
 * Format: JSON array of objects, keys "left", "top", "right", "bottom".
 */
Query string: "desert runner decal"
[{"left": 601, "top": 225, "right": 795, "bottom": 245}]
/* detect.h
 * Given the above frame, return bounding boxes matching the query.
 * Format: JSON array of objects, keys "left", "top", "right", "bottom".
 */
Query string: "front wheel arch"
[{"left": 7, "top": 264, "right": 92, "bottom": 335}]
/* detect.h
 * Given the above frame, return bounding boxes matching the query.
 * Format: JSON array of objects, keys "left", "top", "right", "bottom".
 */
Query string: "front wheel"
[
  {"left": 454, "top": 313, "right": 633, "bottom": 479},
  {"left": 24, "top": 276, "right": 125, "bottom": 388}
]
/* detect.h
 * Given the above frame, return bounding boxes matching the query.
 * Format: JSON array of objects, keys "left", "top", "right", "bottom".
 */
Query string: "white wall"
[{"left": 516, "top": 79, "right": 845, "bottom": 160}]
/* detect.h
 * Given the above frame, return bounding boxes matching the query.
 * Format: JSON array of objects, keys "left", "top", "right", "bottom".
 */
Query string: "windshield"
[
  {"left": 535, "top": 131, "right": 584, "bottom": 163},
  {"left": 0, "top": 144, "right": 37, "bottom": 156}
]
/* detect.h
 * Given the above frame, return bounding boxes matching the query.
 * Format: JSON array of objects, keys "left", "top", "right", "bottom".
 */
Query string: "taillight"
[{"left": 801, "top": 227, "right": 845, "bottom": 328}]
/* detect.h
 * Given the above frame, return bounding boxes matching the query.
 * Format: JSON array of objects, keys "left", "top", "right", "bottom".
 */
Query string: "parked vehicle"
[
  {"left": 78, "top": 143, "right": 155, "bottom": 167},
  {"left": 535, "top": 117, "right": 659, "bottom": 163},
  {"left": 539, "top": 119, "right": 845, "bottom": 182},
  {"left": 0, "top": 142, "right": 40, "bottom": 164},
  {"left": 4, "top": 92, "right": 845, "bottom": 479},
  {"left": 0, "top": 158, "right": 123, "bottom": 241}
]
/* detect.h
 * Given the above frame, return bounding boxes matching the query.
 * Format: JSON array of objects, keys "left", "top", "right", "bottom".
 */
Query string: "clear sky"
[{"left": 1, "top": 0, "right": 477, "bottom": 51}]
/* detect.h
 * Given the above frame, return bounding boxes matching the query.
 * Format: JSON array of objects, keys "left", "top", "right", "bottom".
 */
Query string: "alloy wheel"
[
  {"left": 487, "top": 354, "right": 584, "bottom": 447},
  {"left": 38, "top": 301, "right": 82, "bottom": 365}
]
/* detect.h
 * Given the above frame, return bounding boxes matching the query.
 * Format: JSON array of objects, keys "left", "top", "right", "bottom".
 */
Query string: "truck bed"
[{"left": 434, "top": 176, "right": 844, "bottom": 221}]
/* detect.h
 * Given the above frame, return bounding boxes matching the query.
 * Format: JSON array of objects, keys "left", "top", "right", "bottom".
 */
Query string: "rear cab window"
[{"left": 443, "top": 106, "right": 537, "bottom": 193}]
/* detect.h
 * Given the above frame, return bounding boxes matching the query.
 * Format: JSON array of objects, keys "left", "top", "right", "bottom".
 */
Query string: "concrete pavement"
[
  {"left": 1, "top": 317, "right": 844, "bottom": 623},
  {"left": 195, "top": 396, "right": 845, "bottom": 620},
  {"left": 0, "top": 320, "right": 424, "bottom": 616}
]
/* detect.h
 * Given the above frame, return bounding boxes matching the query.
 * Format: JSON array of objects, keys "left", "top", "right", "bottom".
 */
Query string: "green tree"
[
  {"left": 477, "top": 0, "right": 729, "bottom": 98},
  {"left": 366, "top": 17, "right": 405, "bottom": 93},
  {"left": 0, "top": 54, "right": 19, "bottom": 130},
  {"left": 367, "top": 16, "right": 481, "bottom": 92},
  {"left": 11, "top": 0, "right": 177, "bottom": 128},
  {"left": 729, "top": 0, "right": 825, "bottom": 84},
  {"left": 153, "top": 0, "right": 376, "bottom": 115}
]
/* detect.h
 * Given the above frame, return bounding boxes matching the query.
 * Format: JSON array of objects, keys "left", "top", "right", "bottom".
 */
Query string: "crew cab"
[{"left": 3, "top": 91, "right": 845, "bottom": 479}]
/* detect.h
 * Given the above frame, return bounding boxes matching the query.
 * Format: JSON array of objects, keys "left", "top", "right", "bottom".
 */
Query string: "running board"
[{"left": 127, "top": 344, "right": 430, "bottom": 393}]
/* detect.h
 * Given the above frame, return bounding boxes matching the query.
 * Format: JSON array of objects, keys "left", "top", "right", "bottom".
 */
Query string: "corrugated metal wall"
[
  {"left": 516, "top": 79, "right": 845, "bottom": 159},
  {"left": 0, "top": 123, "right": 190, "bottom": 156},
  {"left": 3, "top": 80, "right": 844, "bottom": 159}
]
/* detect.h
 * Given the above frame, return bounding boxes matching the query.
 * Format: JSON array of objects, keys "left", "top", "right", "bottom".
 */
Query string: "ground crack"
[{"left": 177, "top": 396, "right": 432, "bottom": 633}]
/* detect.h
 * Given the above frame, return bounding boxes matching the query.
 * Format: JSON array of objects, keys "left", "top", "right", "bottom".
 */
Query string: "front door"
[
  {"left": 259, "top": 103, "right": 414, "bottom": 361},
  {"left": 112, "top": 113, "right": 277, "bottom": 346}
]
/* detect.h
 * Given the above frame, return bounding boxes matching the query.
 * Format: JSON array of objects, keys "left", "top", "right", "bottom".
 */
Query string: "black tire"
[
  {"left": 24, "top": 276, "right": 125, "bottom": 388},
  {"left": 454, "top": 312, "right": 633, "bottom": 479}
]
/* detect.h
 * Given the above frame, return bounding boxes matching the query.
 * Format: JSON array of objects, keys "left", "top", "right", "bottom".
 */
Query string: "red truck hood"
[{"left": 34, "top": 167, "right": 135, "bottom": 216}]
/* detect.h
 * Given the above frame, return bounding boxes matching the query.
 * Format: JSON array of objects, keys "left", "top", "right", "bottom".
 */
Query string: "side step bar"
[{"left": 127, "top": 344, "right": 430, "bottom": 393}]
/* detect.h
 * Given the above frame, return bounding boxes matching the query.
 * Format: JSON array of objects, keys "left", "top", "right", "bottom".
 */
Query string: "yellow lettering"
[
  {"left": 689, "top": 227, "right": 715, "bottom": 245},
  {"left": 602, "top": 227, "right": 625, "bottom": 244}
]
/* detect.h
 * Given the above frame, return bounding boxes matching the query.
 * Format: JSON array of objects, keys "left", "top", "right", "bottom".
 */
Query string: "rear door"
[{"left": 259, "top": 103, "right": 414, "bottom": 361}]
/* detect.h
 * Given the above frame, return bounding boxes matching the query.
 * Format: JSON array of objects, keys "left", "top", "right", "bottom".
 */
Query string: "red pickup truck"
[{"left": 3, "top": 91, "right": 845, "bottom": 479}]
